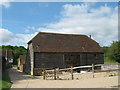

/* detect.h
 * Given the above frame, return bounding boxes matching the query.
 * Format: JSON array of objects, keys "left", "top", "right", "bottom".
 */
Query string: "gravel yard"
[{"left": 9, "top": 67, "right": 119, "bottom": 88}]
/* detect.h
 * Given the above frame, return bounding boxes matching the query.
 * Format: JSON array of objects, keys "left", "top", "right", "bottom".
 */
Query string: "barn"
[
  {"left": 25, "top": 32, "right": 104, "bottom": 75},
  {"left": 18, "top": 55, "right": 26, "bottom": 72}
]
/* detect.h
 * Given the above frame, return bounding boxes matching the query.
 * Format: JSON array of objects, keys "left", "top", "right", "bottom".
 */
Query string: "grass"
[
  {"left": 0, "top": 72, "right": 2, "bottom": 90},
  {"left": 2, "top": 71, "right": 12, "bottom": 90},
  {"left": 104, "top": 57, "right": 118, "bottom": 64}
]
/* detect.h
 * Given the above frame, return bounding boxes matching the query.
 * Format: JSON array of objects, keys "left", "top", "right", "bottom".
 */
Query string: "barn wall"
[
  {"left": 80, "top": 54, "right": 87, "bottom": 66},
  {"left": 25, "top": 50, "right": 31, "bottom": 74},
  {"left": 34, "top": 53, "right": 65, "bottom": 69},
  {"left": 87, "top": 54, "right": 95, "bottom": 65},
  {"left": 25, "top": 43, "right": 34, "bottom": 75},
  {"left": 34, "top": 52, "right": 104, "bottom": 69},
  {"left": 80, "top": 53, "right": 104, "bottom": 65},
  {"left": 32, "top": 52, "right": 103, "bottom": 75},
  {"left": 94, "top": 54, "right": 104, "bottom": 64}
]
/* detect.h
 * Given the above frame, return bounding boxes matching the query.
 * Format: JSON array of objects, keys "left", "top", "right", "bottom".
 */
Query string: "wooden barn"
[
  {"left": 25, "top": 32, "right": 104, "bottom": 75},
  {"left": 18, "top": 55, "right": 26, "bottom": 72}
]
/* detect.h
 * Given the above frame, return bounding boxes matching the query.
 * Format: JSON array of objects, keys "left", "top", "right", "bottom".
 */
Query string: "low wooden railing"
[{"left": 42, "top": 63, "right": 119, "bottom": 80}]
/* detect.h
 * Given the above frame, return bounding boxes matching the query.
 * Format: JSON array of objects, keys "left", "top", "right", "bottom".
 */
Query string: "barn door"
[{"left": 64, "top": 54, "right": 80, "bottom": 68}]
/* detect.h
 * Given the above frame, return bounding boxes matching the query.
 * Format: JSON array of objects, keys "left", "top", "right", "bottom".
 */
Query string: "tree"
[
  {"left": 0, "top": 45, "right": 27, "bottom": 65},
  {"left": 108, "top": 41, "right": 120, "bottom": 63},
  {"left": 102, "top": 46, "right": 110, "bottom": 57}
]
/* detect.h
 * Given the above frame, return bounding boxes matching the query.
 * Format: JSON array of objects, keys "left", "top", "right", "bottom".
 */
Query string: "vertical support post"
[
  {"left": 43, "top": 68, "right": 46, "bottom": 80},
  {"left": 63, "top": 54, "right": 65, "bottom": 68},
  {"left": 42, "top": 64, "right": 46, "bottom": 80},
  {"left": 71, "top": 66, "right": 74, "bottom": 80},
  {"left": 54, "top": 68, "right": 56, "bottom": 80},
  {"left": 6, "top": 49, "right": 8, "bottom": 62},
  {"left": 92, "top": 64, "right": 94, "bottom": 78},
  {"left": 56, "top": 68, "right": 59, "bottom": 79}
]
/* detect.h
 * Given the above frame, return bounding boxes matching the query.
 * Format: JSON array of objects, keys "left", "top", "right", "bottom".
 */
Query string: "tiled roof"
[{"left": 28, "top": 32, "right": 103, "bottom": 53}]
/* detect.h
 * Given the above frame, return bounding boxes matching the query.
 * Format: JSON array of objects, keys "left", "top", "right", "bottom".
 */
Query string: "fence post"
[
  {"left": 54, "top": 68, "right": 56, "bottom": 80},
  {"left": 43, "top": 68, "right": 46, "bottom": 80},
  {"left": 71, "top": 66, "right": 74, "bottom": 80},
  {"left": 92, "top": 64, "right": 94, "bottom": 78},
  {"left": 56, "top": 68, "right": 59, "bottom": 79}
]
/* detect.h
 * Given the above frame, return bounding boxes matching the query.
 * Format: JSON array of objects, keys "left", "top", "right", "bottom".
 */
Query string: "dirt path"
[{"left": 9, "top": 67, "right": 119, "bottom": 88}]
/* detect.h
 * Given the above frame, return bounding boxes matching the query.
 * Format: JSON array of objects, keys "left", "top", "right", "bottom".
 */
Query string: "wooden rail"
[{"left": 42, "top": 63, "right": 119, "bottom": 80}]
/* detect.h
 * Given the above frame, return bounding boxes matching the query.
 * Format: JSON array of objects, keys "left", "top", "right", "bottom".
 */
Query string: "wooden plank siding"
[
  {"left": 32, "top": 52, "right": 103, "bottom": 75},
  {"left": 34, "top": 52, "right": 65, "bottom": 69},
  {"left": 25, "top": 32, "right": 104, "bottom": 75}
]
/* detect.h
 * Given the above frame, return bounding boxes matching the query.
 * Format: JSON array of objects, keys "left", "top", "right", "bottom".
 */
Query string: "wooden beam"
[
  {"left": 71, "top": 66, "right": 74, "bottom": 80},
  {"left": 54, "top": 68, "right": 56, "bottom": 80},
  {"left": 92, "top": 64, "right": 94, "bottom": 78}
]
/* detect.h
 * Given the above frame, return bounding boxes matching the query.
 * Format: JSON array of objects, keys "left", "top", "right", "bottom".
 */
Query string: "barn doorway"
[{"left": 64, "top": 54, "right": 80, "bottom": 68}]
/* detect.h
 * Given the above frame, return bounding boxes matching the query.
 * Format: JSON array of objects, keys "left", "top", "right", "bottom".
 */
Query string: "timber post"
[
  {"left": 43, "top": 68, "right": 46, "bottom": 80},
  {"left": 92, "top": 64, "right": 94, "bottom": 78},
  {"left": 54, "top": 68, "right": 56, "bottom": 80},
  {"left": 42, "top": 64, "right": 46, "bottom": 80},
  {"left": 71, "top": 66, "right": 74, "bottom": 80},
  {"left": 56, "top": 68, "right": 59, "bottom": 79}
]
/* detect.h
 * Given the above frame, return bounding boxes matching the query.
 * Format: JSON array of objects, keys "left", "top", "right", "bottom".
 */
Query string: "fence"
[{"left": 42, "top": 63, "right": 119, "bottom": 80}]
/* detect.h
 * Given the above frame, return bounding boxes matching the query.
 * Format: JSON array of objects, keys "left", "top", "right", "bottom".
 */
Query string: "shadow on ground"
[{"left": 8, "top": 67, "right": 40, "bottom": 83}]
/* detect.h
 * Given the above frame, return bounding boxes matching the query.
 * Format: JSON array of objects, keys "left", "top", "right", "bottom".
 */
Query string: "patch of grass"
[
  {"left": 104, "top": 57, "right": 118, "bottom": 64},
  {"left": 2, "top": 81, "right": 11, "bottom": 90},
  {"left": 2, "top": 71, "right": 12, "bottom": 90},
  {"left": 0, "top": 81, "right": 2, "bottom": 90}
]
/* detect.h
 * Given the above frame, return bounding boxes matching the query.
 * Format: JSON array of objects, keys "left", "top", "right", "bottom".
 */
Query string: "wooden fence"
[{"left": 42, "top": 63, "right": 119, "bottom": 80}]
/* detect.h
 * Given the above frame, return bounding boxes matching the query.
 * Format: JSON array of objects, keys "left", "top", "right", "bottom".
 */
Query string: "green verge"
[
  {"left": 0, "top": 72, "right": 2, "bottom": 90},
  {"left": 2, "top": 71, "right": 12, "bottom": 90},
  {"left": 104, "top": 57, "right": 118, "bottom": 64}
]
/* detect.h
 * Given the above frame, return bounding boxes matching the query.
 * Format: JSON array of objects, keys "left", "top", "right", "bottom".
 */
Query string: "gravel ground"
[{"left": 8, "top": 67, "right": 119, "bottom": 88}]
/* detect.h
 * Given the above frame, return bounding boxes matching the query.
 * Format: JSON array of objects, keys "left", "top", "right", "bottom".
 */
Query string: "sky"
[{"left": 0, "top": 1, "right": 118, "bottom": 48}]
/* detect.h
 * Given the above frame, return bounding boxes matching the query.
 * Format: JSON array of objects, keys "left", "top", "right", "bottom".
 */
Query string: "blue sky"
[
  {"left": 2, "top": 2, "right": 63, "bottom": 34},
  {"left": 0, "top": 2, "right": 118, "bottom": 47}
]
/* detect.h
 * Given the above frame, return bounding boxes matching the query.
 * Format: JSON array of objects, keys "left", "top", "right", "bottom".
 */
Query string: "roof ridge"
[
  {"left": 28, "top": 32, "right": 88, "bottom": 44},
  {"left": 38, "top": 32, "right": 87, "bottom": 36}
]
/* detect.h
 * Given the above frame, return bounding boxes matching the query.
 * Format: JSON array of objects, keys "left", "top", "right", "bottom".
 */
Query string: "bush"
[
  {"left": 6, "top": 63, "right": 12, "bottom": 69},
  {"left": 2, "top": 71, "right": 12, "bottom": 90},
  {"left": 108, "top": 41, "right": 120, "bottom": 63}
]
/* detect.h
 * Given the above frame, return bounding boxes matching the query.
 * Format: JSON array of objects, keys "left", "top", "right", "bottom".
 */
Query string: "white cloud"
[
  {"left": 1, "top": 3, "right": 118, "bottom": 47},
  {"left": 37, "top": 3, "right": 118, "bottom": 46},
  {"left": 16, "top": 32, "right": 38, "bottom": 43},
  {"left": 0, "top": 28, "right": 38, "bottom": 47},
  {"left": 24, "top": 26, "right": 37, "bottom": 33},
  {"left": 0, "top": 0, "right": 14, "bottom": 8},
  {"left": 0, "top": 28, "right": 14, "bottom": 44},
  {"left": 24, "top": 29, "right": 30, "bottom": 33}
]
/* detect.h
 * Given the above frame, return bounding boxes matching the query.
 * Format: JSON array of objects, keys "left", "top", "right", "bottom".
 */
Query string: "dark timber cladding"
[{"left": 25, "top": 32, "right": 104, "bottom": 75}]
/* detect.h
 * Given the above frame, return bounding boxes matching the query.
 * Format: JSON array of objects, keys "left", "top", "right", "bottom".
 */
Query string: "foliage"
[
  {"left": 108, "top": 41, "right": 120, "bottom": 63},
  {"left": 102, "top": 46, "right": 114, "bottom": 64},
  {"left": 104, "top": 57, "right": 117, "bottom": 64},
  {"left": 2, "top": 71, "right": 12, "bottom": 90},
  {"left": 6, "top": 62, "right": 12, "bottom": 69},
  {"left": 0, "top": 45, "right": 27, "bottom": 65},
  {"left": 102, "top": 41, "right": 120, "bottom": 63},
  {"left": 2, "top": 57, "right": 6, "bottom": 71},
  {"left": 102, "top": 46, "right": 110, "bottom": 57}
]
